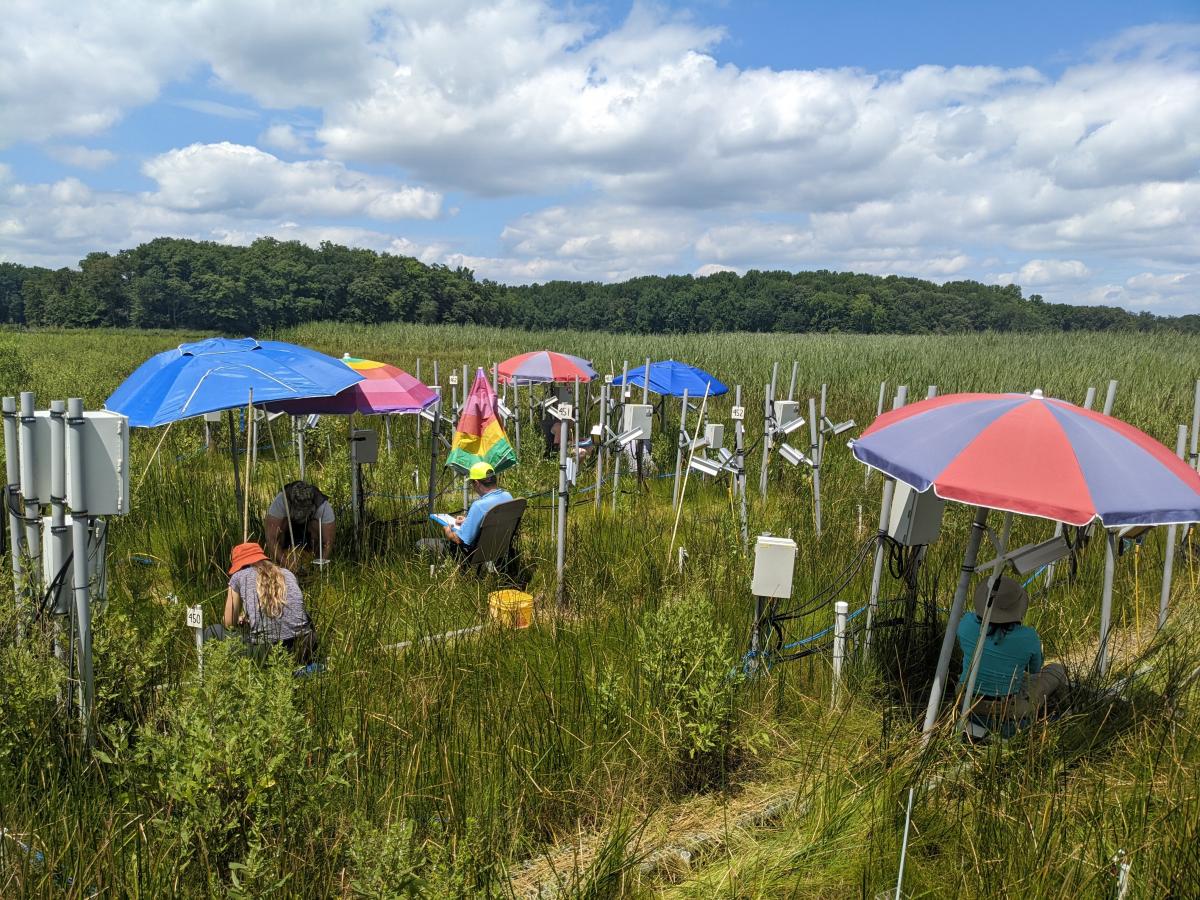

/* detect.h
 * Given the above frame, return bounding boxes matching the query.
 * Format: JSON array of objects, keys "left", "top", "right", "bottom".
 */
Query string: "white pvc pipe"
[
  {"left": 1083, "top": 386, "right": 1097, "bottom": 410},
  {"left": 787, "top": 361, "right": 798, "bottom": 402},
  {"left": 612, "top": 361, "right": 628, "bottom": 510},
  {"left": 832, "top": 600, "right": 847, "bottom": 706},
  {"left": 866, "top": 381, "right": 886, "bottom": 487},
  {"left": 921, "top": 507, "right": 991, "bottom": 739},
  {"left": 1103, "top": 380, "right": 1118, "bottom": 416},
  {"left": 67, "top": 398, "right": 94, "bottom": 746},
  {"left": 926, "top": 385, "right": 937, "bottom": 399},
  {"left": 595, "top": 381, "right": 607, "bottom": 510},
  {"left": 48, "top": 400, "right": 67, "bottom": 615},
  {"left": 1159, "top": 424, "right": 1187, "bottom": 628}
]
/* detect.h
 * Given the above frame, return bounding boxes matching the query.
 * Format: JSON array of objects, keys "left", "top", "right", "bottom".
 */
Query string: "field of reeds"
[{"left": 1, "top": 323, "right": 1199, "bottom": 898}]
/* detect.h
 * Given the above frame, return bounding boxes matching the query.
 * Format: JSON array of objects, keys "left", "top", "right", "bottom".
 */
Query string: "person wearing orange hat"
[{"left": 208, "top": 542, "right": 317, "bottom": 664}]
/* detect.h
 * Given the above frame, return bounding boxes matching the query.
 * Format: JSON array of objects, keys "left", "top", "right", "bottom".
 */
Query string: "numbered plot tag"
[
  {"left": 558, "top": 403, "right": 574, "bottom": 420},
  {"left": 186, "top": 605, "right": 203, "bottom": 629},
  {"left": 448, "top": 374, "right": 459, "bottom": 386},
  {"left": 604, "top": 373, "right": 614, "bottom": 384},
  {"left": 731, "top": 406, "right": 746, "bottom": 421}
]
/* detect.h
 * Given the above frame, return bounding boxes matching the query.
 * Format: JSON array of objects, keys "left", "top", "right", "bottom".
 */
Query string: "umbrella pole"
[
  {"left": 672, "top": 389, "right": 689, "bottom": 509},
  {"left": 242, "top": 391, "right": 254, "bottom": 542},
  {"left": 513, "top": 382, "right": 521, "bottom": 459},
  {"left": 1160, "top": 425, "right": 1188, "bottom": 628},
  {"left": 958, "top": 512, "right": 1013, "bottom": 726},
  {"left": 1098, "top": 530, "right": 1117, "bottom": 675},
  {"left": 227, "top": 410, "right": 244, "bottom": 528},
  {"left": 296, "top": 417, "right": 307, "bottom": 480},
  {"left": 349, "top": 415, "right": 361, "bottom": 530},
  {"left": 921, "top": 506, "right": 990, "bottom": 741}
]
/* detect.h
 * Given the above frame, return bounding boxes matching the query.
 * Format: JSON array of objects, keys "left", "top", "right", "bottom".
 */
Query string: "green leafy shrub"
[
  {"left": 347, "top": 816, "right": 424, "bottom": 898},
  {"left": 636, "top": 592, "right": 744, "bottom": 791},
  {"left": 0, "top": 614, "right": 66, "bottom": 777},
  {"left": 106, "top": 640, "right": 349, "bottom": 878}
]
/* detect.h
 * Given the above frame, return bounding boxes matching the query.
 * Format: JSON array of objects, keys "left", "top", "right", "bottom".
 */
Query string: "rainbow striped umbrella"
[
  {"left": 851, "top": 390, "right": 1200, "bottom": 527},
  {"left": 497, "top": 350, "right": 596, "bottom": 384},
  {"left": 267, "top": 355, "right": 437, "bottom": 415},
  {"left": 447, "top": 368, "right": 517, "bottom": 474}
]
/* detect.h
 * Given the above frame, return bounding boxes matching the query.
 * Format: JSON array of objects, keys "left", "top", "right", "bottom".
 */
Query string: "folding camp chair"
[{"left": 459, "top": 497, "right": 527, "bottom": 578}]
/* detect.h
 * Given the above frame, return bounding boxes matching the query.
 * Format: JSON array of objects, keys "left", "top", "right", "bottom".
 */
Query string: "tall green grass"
[{"left": 0, "top": 324, "right": 1197, "bottom": 897}]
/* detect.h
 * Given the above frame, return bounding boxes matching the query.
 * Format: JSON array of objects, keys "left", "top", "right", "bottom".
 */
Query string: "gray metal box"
[
  {"left": 621, "top": 403, "right": 653, "bottom": 440},
  {"left": 773, "top": 400, "right": 800, "bottom": 429},
  {"left": 887, "top": 481, "right": 945, "bottom": 546},
  {"left": 351, "top": 428, "right": 379, "bottom": 464},
  {"left": 19, "top": 411, "right": 130, "bottom": 515},
  {"left": 751, "top": 534, "right": 797, "bottom": 599},
  {"left": 705, "top": 423, "right": 724, "bottom": 449}
]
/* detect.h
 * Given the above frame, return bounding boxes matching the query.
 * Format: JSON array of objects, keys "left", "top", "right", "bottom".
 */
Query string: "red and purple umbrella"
[
  {"left": 267, "top": 356, "right": 437, "bottom": 415},
  {"left": 851, "top": 390, "right": 1200, "bottom": 527},
  {"left": 497, "top": 350, "right": 596, "bottom": 385}
]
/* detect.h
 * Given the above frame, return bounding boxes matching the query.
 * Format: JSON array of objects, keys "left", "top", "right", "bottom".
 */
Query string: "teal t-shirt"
[{"left": 957, "top": 615, "right": 1044, "bottom": 697}]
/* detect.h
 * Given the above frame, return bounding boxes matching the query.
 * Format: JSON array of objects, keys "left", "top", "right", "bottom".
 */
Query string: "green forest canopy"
[{"left": 1, "top": 237, "right": 1195, "bottom": 335}]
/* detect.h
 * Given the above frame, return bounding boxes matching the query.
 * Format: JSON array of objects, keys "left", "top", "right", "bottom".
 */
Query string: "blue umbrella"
[
  {"left": 106, "top": 337, "right": 364, "bottom": 427},
  {"left": 611, "top": 360, "right": 727, "bottom": 397}
]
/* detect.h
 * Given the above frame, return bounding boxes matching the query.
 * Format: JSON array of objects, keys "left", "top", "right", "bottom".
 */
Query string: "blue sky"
[{"left": 1, "top": 1, "right": 1197, "bottom": 314}]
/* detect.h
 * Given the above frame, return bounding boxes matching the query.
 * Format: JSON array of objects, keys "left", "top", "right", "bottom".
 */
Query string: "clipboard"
[{"left": 429, "top": 513, "right": 456, "bottom": 529}]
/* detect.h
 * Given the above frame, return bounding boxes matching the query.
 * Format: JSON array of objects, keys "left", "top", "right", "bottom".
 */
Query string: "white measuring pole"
[
  {"left": 832, "top": 600, "right": 847, "bottom": 706},
  {"left": 1159, "top": 424, "right": 1187, "bottom": 629},
  {"left": 921, "top": 506, "right": 990, "bottom": 740},
  {"left": 895, "top": 787, "right": 916, "bottom": 900},
  {"left": 809, "top": 396, "right": 821, "bottom": 536},
  {"left": 2, "top": 396, "right": 25, "bottom": 603},
  {"left": 67, "top": 398, "right": 94, "bottom": 747},
  {"left": 864, "top": 386, "right": 907, "bottom": 650},
  {"left": 672, "top": 389, "right": 689, "bottom": 509}
]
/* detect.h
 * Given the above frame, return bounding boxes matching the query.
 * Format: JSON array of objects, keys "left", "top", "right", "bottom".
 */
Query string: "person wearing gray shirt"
[{"left": 221, "top": 541, "right": 317, "bottom": 664}]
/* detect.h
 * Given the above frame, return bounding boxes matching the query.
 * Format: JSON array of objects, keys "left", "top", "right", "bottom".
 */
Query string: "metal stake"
[{"left": 66, "top": 398, "right": 94, "bottom": 747}]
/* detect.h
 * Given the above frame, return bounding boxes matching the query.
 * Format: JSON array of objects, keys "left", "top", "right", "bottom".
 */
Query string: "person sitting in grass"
[
  {"left": 420, "top": 461, "right": 514, "bottom": 557},
  {"left": 957, "top": 575, "right": 1067, "bottom": 728},
  {"left": 264, "top": 480, "right": 335, "bottom": 567},
  {"left": 210, "top": 541, "right": 317, "bottom": 665}
]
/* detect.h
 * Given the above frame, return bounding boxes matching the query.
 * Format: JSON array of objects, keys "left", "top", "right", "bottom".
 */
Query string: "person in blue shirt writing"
[
  {"left": 418, "top": 461, "right": 514, "bottom": 558},
  {"left": 957, "top": 575, "right": 1067, "bottom": 727}
]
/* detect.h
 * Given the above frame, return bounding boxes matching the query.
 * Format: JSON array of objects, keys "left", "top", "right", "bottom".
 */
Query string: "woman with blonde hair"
[{"left": 222, "top": 541, "right": 317, "bottom": 664}]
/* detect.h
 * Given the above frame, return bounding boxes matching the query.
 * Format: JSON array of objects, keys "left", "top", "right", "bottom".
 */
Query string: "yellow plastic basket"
[{"left": 488, "top": 589, "right": 534, "bottom": 629}]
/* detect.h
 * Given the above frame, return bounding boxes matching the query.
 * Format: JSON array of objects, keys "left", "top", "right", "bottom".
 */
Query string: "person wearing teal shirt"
[{"left": 957, "top": 575, "right": 1067, "bottom": 724}]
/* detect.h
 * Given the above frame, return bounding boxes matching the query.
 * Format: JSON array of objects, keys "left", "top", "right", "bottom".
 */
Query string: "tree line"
[{"left": 0, "top": 237, "right": 1194, "bottom": 335}]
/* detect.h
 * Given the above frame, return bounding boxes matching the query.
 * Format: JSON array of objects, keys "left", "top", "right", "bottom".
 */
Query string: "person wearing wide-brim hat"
[
  {"left": 205, "top": 541, "right": 317, "bottom": 664},
  {"left": 956, "top": 575, "right": 1067, "bottom": 722}
]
